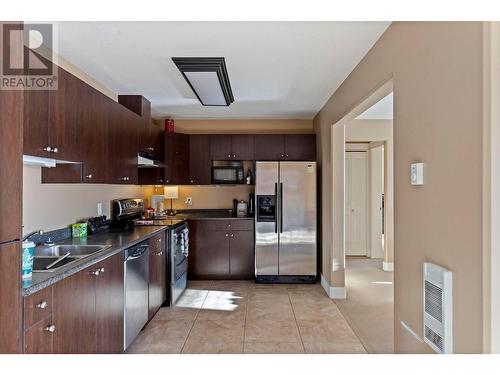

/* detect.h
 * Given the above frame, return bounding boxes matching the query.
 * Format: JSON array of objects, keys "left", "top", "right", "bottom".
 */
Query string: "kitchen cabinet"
[
  {"left": 165, "top": 132, "right": 189, "bottom": 184},
  {"left": 24, "top": 317, "right": 54, "bottom": 354},
  {"left": 52, "top": 252, "right": 124, "bottom": 354},
  {"left": 139, "top": 167, "right": 166, "bottom": 185},
  {"left": 188, "top": 219, "right": 254, "bottom": 279},
  {"left": 23, "top": 89, "right": 50, "bottom": 158},
  {"left": 95, "top": 252, "right": 124, "bottom": 353},
  {"left": 48, "top": 67, "right": 85, "bottom": 162},
  {"left": 148, "top": 232, "right": 166, "bottom": 320},
  {"left": 53, "top": 263, "right": 96, "bottom": 353},
  {"left": 254, "top": 134, "right": 316, "bottom": 161},
  {"left": 254, "top": 134, "right": 285, "bottom": 160},
  {"left": 210, "top": 134, "right": 254, "bottom": 160},
  {"left": 82, "top": 85, "right": 109, "bottom": 183},
  {"left": 284, "top": 134, "right": 316, "bottom": 161},
  {"left": 189, "top": 135, "right": 211, "bottom": 185}
]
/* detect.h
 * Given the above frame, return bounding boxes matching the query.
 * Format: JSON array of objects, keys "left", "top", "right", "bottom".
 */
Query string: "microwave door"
[{"left": 255, "top": 162, "right": 279, "bottom": 276}]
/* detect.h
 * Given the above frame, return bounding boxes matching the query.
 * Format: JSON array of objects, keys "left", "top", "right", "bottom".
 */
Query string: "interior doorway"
[{"left": 333, "top": 88, "right": 394, "bottom": 353}]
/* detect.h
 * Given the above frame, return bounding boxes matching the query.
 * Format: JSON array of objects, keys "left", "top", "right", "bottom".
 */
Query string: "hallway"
[{"left": 334, "top": 257, "right": 394, "bottom": 353}]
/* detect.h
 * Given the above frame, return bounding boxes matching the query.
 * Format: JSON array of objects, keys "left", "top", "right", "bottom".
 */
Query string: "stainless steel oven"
[{"left": 170, "top": 221, "right": 189, "bottom": 305}]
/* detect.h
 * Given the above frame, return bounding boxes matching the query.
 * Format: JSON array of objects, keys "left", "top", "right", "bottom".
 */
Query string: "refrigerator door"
[
  {"left": 255, "top": 162, "right": 279, "bottom": 276},
  {"left": 279, "top": 162, "right": 317, "bottom": 275}
]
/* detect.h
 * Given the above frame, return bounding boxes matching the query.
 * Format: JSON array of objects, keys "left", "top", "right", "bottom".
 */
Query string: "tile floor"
[{"left": 126, "top": 280, "right": 367, "bottom": 354}]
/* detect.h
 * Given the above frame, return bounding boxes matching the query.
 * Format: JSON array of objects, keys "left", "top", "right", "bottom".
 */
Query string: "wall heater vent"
[{"left": 423, "top": 262, "right": 452, "bottom": 354}]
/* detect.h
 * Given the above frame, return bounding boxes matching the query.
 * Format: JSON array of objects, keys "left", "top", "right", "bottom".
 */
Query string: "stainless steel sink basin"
[
  {"left": 35, "top": 244, "right": 110, "bottom": 257},
  {"left": 33, "top": 256, "right": 83, "bottom": 272}
]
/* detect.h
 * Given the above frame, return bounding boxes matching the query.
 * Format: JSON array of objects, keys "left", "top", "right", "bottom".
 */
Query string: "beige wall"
[
  {"left": 171, "top": 119, "right": 313, "bottom": 134},
  {"left": 23, "top": 166, "right": 146, "bottom": 234},
  {"left": 314, "top": 22, "right": 484, "bottom": 353}
]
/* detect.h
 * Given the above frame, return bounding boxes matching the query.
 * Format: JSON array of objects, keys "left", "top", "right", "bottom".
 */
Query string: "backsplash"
[
  {"left": 23, "top": 165, "right": 147, "bottom": 235},
  {"left": 145, "top": 185, "right": 254, "bottom": 210}
]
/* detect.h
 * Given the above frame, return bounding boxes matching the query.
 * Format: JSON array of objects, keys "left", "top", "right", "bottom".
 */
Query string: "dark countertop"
[
  {"left": 169, "top": 209, "right": 254, "bottom": 221},
  {"left": 22, "top": 226, "right": 168, "bottom": 297}
]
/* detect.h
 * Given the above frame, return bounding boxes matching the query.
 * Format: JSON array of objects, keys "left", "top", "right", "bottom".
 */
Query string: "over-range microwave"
[{"left": 212, "top": 165, "right": 245, "bottom": 184}]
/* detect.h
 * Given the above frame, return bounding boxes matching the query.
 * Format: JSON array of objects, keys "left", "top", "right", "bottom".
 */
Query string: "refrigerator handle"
[
  {"left": 280, "top": 182, "right": 284, "bottom": 233},
  {"left": 274, "top": 182, "right": 278, "bottom": 233}
]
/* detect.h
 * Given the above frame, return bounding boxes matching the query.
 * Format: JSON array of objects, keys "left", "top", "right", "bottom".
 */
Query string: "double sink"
[{"left": 33, "top": 244, "right": 111, "bottom": 272}]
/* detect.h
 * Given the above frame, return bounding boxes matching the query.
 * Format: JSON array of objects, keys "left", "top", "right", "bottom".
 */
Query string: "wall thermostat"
[{"left": 411, "top": 163, "right": 424, "bottom": 185}]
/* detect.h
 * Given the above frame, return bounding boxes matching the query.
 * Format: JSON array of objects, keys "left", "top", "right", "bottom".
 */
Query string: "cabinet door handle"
[
  {"left": 52, "top": 147, "right": 58, "bottom": 153},
  {"left": 155, "top": 251, "right": 163, "bottom": 256},
  {"left": 227, "top": 154, "right": 231, "bottom": 158},
  {"left": 85, "top": 174, "right": 93, "bottom": 179},
  {"left": 43, "top": 146, "right": 52, "bottom": 152},
  {"left": 281, "top": 154, "right": 285, "bottom": 158},
  {"left": 227, "top": 224, "right": 231, "bottom": 228},
  {"left": 45, "top": 324, "right": 56, "bottom": 333},
  {"left": 99, "top": 267, "right": 105, "bottom": 273},
  {"left": 233, "top": 154, "right": 236, "bottom": 158},
  {"left": 230, "top": 233, "right": 234, "bottom": 238},
  {"left": 90, "top": 269, "right": 100, "bottom": 276},
  {"left": 225, "top": 233, "right": 229, "bottom": 237},
  {"left": 36, "top": 301, "right": 48, "bottom": 309},
  {"left": 157, "top": 238, "right": 162, "bottom": 243}
]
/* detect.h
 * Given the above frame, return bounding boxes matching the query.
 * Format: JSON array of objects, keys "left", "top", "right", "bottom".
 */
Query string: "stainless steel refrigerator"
[{"left": 255, "top": 161, "right": 317, "bottom": 283}]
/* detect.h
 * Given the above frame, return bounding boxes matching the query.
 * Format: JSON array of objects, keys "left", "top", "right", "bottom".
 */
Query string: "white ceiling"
[
  {"left": 56, "top": 22, "right": 390, "bottom": 119},
  {"left": 356, "top": 92, "right": 393, "bottom": 119}
]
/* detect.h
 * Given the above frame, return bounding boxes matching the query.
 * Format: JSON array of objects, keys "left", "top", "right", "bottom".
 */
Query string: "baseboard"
[
  {"left": 320, "top": 273, "right": 347, "bottom": 299},
  {"left": 383, "top": 261, "right": 394, "bottom": 272}
]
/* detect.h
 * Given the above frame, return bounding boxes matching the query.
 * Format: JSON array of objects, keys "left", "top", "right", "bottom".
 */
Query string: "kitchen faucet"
[{"left": 22, "top": 230, "right": 44, "bottom": 243}]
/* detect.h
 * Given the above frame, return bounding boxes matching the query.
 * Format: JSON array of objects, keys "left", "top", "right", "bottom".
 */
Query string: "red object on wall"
[{"left": 165, "top": 119, "right": 175, "bottom": 133}]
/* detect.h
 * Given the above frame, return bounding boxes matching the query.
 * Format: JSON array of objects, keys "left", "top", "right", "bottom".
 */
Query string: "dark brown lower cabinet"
[
  {"left": 24, "top": 316, "right": 54, "bottom": 354},
  {"left": 148, "top": 232, "right": 166, "bottom": 320},
  {"left": 53, "top": 264, "right": 96, "bottom": 354},
  {"left": 52, "top": 252, "right": 124, "bottom": 354},
  {"left": 188, "top": 219, "right": 254, "bottom": 279},
  {"left": 95, "top": 252, "right": 124, "bottom": 354}
]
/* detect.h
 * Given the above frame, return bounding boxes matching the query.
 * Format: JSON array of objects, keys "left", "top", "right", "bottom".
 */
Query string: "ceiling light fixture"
[{"left": 172, "top": 57, "right": 234, "bottom": 106}]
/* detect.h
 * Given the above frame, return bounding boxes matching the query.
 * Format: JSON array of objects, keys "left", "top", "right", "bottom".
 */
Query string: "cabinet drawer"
[
  {"left": 149, "top": 232, "right": 165, "bottom": 253},
  {"left": 206, "top": 219, "right": 254, "bottom": 231},
  {"left": 24, "top": 287, "right": 53, "bottom": 329},
  {"left": 24, "top": 316, "right": 54, "bottom": 354}
]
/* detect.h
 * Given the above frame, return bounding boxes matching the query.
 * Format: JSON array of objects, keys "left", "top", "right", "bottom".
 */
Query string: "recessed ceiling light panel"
[{"left": 172, "top": 57, "right": 234, "bottom": 106}]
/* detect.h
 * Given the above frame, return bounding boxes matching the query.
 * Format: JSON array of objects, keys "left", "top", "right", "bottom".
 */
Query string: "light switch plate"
[
  {"left": 97, "top": 202, "right": 103, "bottom": 215},
  {"left": 411, "top": 163, "right": 424, "bottom": 185},
  {"left": 185, "top": 197, "right": 193, "bottom": 206}
]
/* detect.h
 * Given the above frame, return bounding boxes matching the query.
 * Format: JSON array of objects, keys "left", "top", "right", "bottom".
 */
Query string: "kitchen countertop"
[{"left": 22, "top": 226, "right": 169, "bottom": 297}]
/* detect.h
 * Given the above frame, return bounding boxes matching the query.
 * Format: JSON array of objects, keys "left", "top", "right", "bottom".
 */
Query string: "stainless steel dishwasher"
[{"left": 123, "top": 240, "right": 149, "bottom": 350}]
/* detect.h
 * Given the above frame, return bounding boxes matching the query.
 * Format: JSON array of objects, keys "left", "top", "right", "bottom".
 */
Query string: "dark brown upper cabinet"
[
  {"left": 254, "top": 134, "right": 316, "bottom": 161},
  {"left": 254, "top": 134, "right": 285, "bottom": 160},
  {"left": 48, "top": 67, "right": 85, "bottom": 162},
  {"left": 210, "top": 134, "right": 254, "bottom": 161},
  {"left": 118, "top": 95, "right": 164, "bottom": 161},
  {"left": 189, "top": 135, "right": 211, "bottom": 185},
  {"left": 284, "top": 134, "right": 316, "bottom": 161},
  {"left": 165, "top": 132, "right": 189, "bottom": 185},
  {"left": 23, "top": 89, "right": 50, "bottom": 158}
]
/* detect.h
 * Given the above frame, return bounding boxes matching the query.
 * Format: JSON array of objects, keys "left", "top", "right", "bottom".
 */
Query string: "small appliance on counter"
[
  {"left": 150, "top": 194, "right": 165, "bottom": 214},
  {"left": 236, "top": 201, "right": 248, "bottom": 217}
]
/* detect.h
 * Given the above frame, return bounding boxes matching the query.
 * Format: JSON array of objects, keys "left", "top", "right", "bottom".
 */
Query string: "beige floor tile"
[
  {"left": 182, "top": 340, "right": 243, "bottom": 354},
  {"left": 246, "top": 301, "right": 295, "bottom": 321},
  {"left": 126, "top": 340, "right": 184, "bottom": 354},
  {"left": 140, "top": 320, "right": 194, "bottom": 343},
  {"left": 243, "top": 342, "right": 305, "bottom": 354},
  {"left": 210, "top": 280, "right": 254, "bottom": 290},
  {"left": 245, "top": 319, "right": 301, "bottom": 342},
  {"left": 248, "top": 290, "right": 290, "bottom": 304},
  {"left": 188, "top": 319, "right": 245, "bottom": 342},
  {"left": 297, "top": 319, "right": 360, "bottom": 343},
  {"left": 303, "top": 341, "right": 367, "bottom": 354},
  {"left": 175, "top": 288, "right": 209, "bottom": 309},
  {"left": 187, "top": 280, "right": 214, "bottom": 289},
  {"left": 292, "top": 301, "right": 343, "bottom": 320},
  {"left": 153, "top": 307, "right": 199, "bottom": 321},
  {"left": 198, "top": 302, "right": 247, "bottom": 321}
]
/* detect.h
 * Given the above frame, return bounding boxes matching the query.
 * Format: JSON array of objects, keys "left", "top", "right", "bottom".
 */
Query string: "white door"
[{"left": 345, "top": 151, "right": 368, "bottom": 256}]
